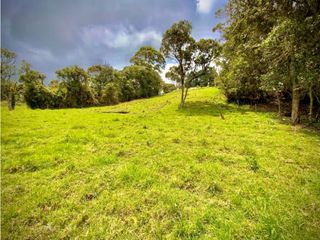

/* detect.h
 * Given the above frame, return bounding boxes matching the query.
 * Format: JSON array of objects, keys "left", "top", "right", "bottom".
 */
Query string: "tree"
[
  {"left": 162, "top": 28, "right": 220, "bottom": 106},
  {"left": 1, "top": 48, "right": 17, "bottom": 110},
  {"left": 87, "top": 64, "right": 116, "bottom": 104},
  {"left": 161, "top": 20, "right": 195, "bottom": 108},
  {"left": 130, "top": 46, "right": 165, "bottom": 72},
  {"left": 216, "top": 0, "right": 320, "bottom": 124},
  {"left": 20, "top": 69, "right": 52, "bottom": 109},
  {"left": 48, "top": 80, "right": 60, "bottom": 93},
  {"left": 259, "top": 2, "right": 320, "bottom": 124},
  {"left": 121, "top": 65, "right": 163, "bottom": 99},
  {"left": 191, "top": 67, "right": 217, "bottom": 87},
  {"left": 47, "top": 79, "right": 66, "bottom": 108},
  {"left": 56, "top": 66, "right": 96, "bottom": 107},
  {"left": 215, "top": 0, "right": 274, "bottom": 104},
  {"left": 101, "top": 82, "right": 121, "bottom": 105},
  {"left": 161, "top": 21, "right": 220, "bottom": 107},
  {"left": 187, "top": 39, "right": 220, "bottom": 88}
]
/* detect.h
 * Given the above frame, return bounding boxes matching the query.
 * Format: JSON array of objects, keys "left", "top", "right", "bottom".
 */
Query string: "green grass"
[{"left": 1, "top": 87, "right": 320, "bottom": 239}]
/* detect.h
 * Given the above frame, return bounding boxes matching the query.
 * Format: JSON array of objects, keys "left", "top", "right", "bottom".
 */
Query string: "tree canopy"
[
  {"left": 130, "top": 46, "right": 165, "bottom": 72},
  {"left": 216, "top": 0, "right": 320, "bottom": 123},
  {"left": 161, "top": 20, "right": 220, "bottom": 107}
]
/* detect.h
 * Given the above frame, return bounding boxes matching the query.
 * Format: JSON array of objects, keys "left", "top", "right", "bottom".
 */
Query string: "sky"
[{"left": 1, "top": 0, "right": 227, "bottom": 82}]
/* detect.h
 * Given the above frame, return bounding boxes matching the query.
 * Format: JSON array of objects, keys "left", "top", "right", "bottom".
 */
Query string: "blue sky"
[{"left": 1, "top": 0, "right": 226, "bottom": 82}]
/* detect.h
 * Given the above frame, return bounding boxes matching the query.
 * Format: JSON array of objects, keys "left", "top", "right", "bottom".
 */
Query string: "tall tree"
[
  {"left": 1, "top": 48, "right": 17, "bottom": 110},
  {"left": 163, "top": 35, "right": 220, "bottom": 105},
  {"left": 87, "top": 64, "right": 116, "bottom": 104},
  {"left": 130, "top": 46, "right": 165, "bottom": 73},
  {"left": 161, "top": 20, "right": 195, "bottom": 108},
  {"left": 56, "top": 66, "right": 96, "bottom": 107},
  {"left": 121, "top": 65, "right": 163, "bottom": 99},
  {"left": 20, "top": 68, "right": 52, "bottom": 109},
  {"left": 217, "top": 0, "right": 320, "bottom": 124},
  {"left": 259, "top": 1, "right": 320, "bottom": 124}
]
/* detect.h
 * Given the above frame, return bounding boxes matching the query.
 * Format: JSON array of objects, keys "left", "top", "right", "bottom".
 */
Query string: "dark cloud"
[{"left": 1, "top": 0, "right": 226, "bottom": 82}]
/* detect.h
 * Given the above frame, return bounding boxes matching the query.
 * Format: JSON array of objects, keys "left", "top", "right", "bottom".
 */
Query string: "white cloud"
[
  {"left": 26, "top": 47, "right": 55, "bottom": 63},
  {"left": 82, "top": 26, "right": 162, "bottom": 49},
  {"left": 196, "top": 0, "right": 215, "bottom": 14}
]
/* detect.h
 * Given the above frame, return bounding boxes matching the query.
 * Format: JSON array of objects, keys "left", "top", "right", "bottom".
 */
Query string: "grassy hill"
[{"left": 1, "top": 87, "right": 320, "bottom": 239}]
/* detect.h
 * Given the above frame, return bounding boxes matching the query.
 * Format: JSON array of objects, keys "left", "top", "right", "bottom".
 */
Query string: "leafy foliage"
[
  {"left": 122, "top": 65, "right": 162, "bottom": 99},
  {"left": 130, "top": 46, "right": 165, "bottom": 72},
  {"left": 216, "top": 0, "right": 320, "bottom": 123},
  {"left": 20, "top": 69, "right": 52, "bottom": 109},
  {"left": 1, "top": 48, "right": 18, "bottom": 110},
  {"left": 56, "top": 66, "right": 97, "bottom": 108},
  {"left": 161, "top": 21, "right": 220, "bottom": 107}
]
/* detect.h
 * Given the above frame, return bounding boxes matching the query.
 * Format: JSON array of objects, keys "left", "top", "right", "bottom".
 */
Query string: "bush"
[
  {"left": 24, "top": 83, "right": 52, "bottom": 109},
  {"left": 162, "top": 83, "right": 176, "bottom": 93}
]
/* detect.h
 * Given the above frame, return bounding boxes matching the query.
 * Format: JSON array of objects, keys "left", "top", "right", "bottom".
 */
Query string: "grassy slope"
[{"left": 1, "top": 87, "right": 320, "bottom": 239}]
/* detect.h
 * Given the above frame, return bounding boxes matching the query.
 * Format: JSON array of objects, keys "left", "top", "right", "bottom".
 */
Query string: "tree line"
[
  {"left": 1, "top": 47, "right": 174, "bottom": 109},
  {"left": 1, "top": 23, "right": 219, "bottom": 110}
]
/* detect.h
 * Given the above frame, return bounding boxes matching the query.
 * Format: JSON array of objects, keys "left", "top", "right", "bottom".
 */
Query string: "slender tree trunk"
[
  {"left": 179, "top": 60, "right": 185, "bottom": 108},
  {"left": 7, "top": 86, "right": 15, "bottom": 111},
  {"left": 291, "top": 84, "right": 300, "bottom": 125},
  {"left": 11, "top": 93, "right": 15, "bottom": 110},
  {"left": 315, "top": 94, "right": 320, "bottom": 121},
  {"left": 183, "top": 87, "right": 189, "bottom": 103},
  {"left": 180, "top": 80, "right": 185, "bottom": 108},
  {"left": 7, "top": 91, "right": 13, "bottom": 111},
  {"left": 289, "top": 54, "right": 300, "bottom": 125},
  {"left": 308, "top": 86, "right": 313, "bottom": 121},
  {"left": 276, "top": 91, "right": 281, "bottom": 116}
]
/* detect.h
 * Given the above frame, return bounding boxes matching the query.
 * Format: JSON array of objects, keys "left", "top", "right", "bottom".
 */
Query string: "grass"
[{"left": 1, "top": 87, "right": 320, "bottom": 239}]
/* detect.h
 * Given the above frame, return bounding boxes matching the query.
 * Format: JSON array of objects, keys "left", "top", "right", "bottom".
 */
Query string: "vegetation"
[
  {"left": 161, "top": 21, "right": 220, "bottom": 108},
  {"left": 1, "top": 48, "right": 18, "bottom": 110},
  {"left": 2, "top": 88, "right": 320, "bottom": 239},
  {"left": 130, "top": 46, "right": 165, "bottom": 73},
  {"left": 162, "top": 82, "right": 177, "bottom": 94},
  {"left": 1, "top": 49, "right": 166, "bottom": 110},
  {"left": 1, "top": 1, "right": 320, "bottom": 239},
  {"left": 1, "top": 2, "right": 320, "bottom": 124},
  {"left": 215, "top": 0, "right": 320, "bottom": 124}
]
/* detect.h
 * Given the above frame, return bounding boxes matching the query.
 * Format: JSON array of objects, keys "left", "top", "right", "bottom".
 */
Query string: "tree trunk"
[
  {"left": 308, "top": 86, "right": 313, "bottom": 121},
  {"left": 7, "top": 89, "right": 15, "bottom": 111},
  {"left": 7, "top": 91, "right": 13, "bottom": 111},
  {"left": 183, "top": 87, "right": 189, "bottom": 103},
  {"left": 291, "top": 84, "right": 300, "bottom": 125},
  {"left": 180, "top": 82, "right": 185, "bottom": 108},
  {"left": 315, "top": 94, "right": 320, "bottom": 121},
  {"left": 11, "top": 93, "right": 15, "bottom": 110},
  {"left": 289, "top": 53, "right": 300, "bottom": 125},
  {"left": 178, "top": 60, "right": 185, "bottom": 108},
  {"left": 276, "top": 92, "right": 281, "bottom": 116}
]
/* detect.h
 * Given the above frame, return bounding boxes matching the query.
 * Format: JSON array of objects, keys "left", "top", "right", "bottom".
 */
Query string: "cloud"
[
  {"left": 196, "top": 0, "right": 215, "bottom": 14},
  {"left": 82, "top": 26, "right": 162, "bottom": 49},
  {"left": 1, "top": 0, "right": 225, "bottom": 82},
  {"left": 26, "top": 47, "right": 55, "bottom": 63}
]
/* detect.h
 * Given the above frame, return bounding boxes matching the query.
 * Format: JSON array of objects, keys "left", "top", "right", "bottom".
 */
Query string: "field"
[{"left": 1, "top": 87, "right": 320, "bottom": 239}]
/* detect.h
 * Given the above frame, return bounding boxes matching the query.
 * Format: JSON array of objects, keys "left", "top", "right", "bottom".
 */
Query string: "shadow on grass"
[
  {"left": 177, "top": 100, "right": 250, "bottom": 117},
  {"left": 177, "top": 100, "right": 320, "bottom": 138}
]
